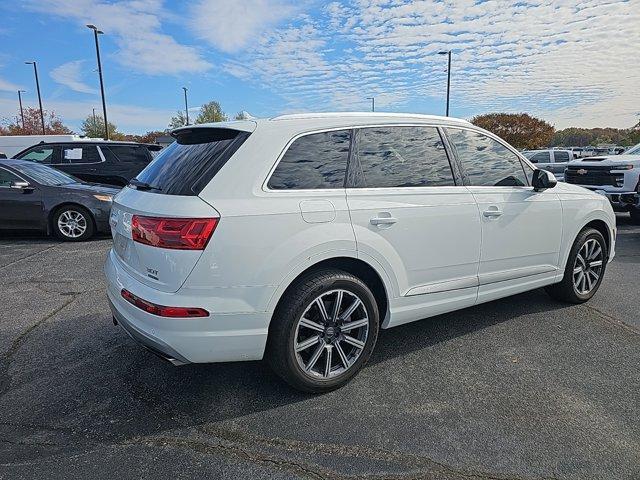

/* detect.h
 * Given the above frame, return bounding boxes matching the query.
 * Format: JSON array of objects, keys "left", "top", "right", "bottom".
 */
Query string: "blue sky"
[{"left": 0, "top": 0, "right": 638, "bottom": 134}]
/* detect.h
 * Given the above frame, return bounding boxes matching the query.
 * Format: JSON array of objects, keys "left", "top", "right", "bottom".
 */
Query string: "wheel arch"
[
  {"left": 582, "top": 219, "right": 611, "bottom": 259},
  {"left": 268, "top": 255, "right": 392, "bottom": 329}
]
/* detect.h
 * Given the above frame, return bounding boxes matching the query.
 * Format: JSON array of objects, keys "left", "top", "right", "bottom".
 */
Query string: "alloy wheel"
[
  {"left": 294, "top": 289, "right": 370, "bottom": 379},
  {"left": 573, "top": 238, "right": 604, "bottom": 295},
  {"left": 57, "top": 210, "right": 88, "bottom": 238}
]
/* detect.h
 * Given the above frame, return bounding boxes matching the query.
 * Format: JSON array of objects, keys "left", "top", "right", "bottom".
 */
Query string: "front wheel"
[
  {"left": 545, "top": 227, "right": 607, "bottom": 303},
  {"left": 267, "top": 269, "right": 380, "bottom": 393},
  {"left": 53, "top": 206, "right": 95, "bottom": 241}
]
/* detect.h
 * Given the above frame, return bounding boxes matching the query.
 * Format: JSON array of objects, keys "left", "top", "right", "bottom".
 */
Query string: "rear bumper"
[{"left": 104, "top": 249, "right": 271, "bottom": 363}]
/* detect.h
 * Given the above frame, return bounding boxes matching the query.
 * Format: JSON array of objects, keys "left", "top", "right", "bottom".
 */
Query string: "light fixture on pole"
[
  {"left": 17, "top": 90, "right": 26, "bottom": 130},
  {"left": 366, "top": 97, "right": 375, "bottom": 112},
  {"left": 24, "top": 62, "right": 45, "bottom": 134},
  {"left": 87, "top": 24, "right": 109, "bottom": 140},
  {"left": 182, "top": 87, "right": 190, "bottom": 125},
  {"left": 437, "top": 50, "right": 452, "bottom": 116}
]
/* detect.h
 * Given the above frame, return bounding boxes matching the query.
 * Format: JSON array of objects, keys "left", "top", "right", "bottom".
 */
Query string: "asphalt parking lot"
[{"left": 1, "top": 216, "right": 638, "bottom": 480}]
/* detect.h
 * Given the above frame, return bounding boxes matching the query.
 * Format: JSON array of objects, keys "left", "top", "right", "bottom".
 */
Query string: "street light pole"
[
  {"left": 24, "top": 62, "right": 45, "bottom": 134},
  {"left": 366, "top": 97, "right": 375, "bottom": 112},
  {"left": 438, "top": 50, "right": 452, "bottom": 116},
  {"left": 92, "top": 108, "right": 97, "bottom": 133},
  {"left": 182, "top": 87, "right": 189, "bottom": 125},
  {"left": 87, "top": 24, "right": 109, "bottom": 140},
  {"left": 17, "top": 90, "right": 26, "bottom": 130}
]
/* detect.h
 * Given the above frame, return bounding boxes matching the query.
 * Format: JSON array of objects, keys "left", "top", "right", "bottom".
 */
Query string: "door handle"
[
  {"left": 370, "top": 216, "right": 397, "bottom": 226},
  {"left": 483, "top": 207, "right": 503, "bottom": 218}
]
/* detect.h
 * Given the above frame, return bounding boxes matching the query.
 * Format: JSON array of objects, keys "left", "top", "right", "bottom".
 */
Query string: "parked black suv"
[{"left": 13, "top": 141, "right": 162, "bottom": 187}]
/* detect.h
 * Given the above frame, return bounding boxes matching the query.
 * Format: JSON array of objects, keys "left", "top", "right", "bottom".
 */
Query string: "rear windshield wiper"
[{"left": 129, "top": 179, "right": 162, "bottom": 191}]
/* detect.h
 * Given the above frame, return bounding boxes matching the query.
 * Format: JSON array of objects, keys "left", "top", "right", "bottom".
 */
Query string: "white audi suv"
[{"left": 105, "top": 113, "right": 616, "bottom": 392}]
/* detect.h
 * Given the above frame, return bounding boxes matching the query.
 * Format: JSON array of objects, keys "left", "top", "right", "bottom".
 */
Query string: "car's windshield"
[
  {"left": 11, "top": 162, "right": 78, "bottom": 186},
  {"left": 624, "top": 143, "right": 640, "bottom": 155}
]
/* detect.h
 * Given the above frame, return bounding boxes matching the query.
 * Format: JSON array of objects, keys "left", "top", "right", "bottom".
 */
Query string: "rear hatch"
[{"left": 109, "top": 125, "right": 253, "bottom": 293}]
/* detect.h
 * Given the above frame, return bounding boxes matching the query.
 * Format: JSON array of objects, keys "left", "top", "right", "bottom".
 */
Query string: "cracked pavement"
[{"left": 0, "top": 217, "right": 638, "bottom": 480}]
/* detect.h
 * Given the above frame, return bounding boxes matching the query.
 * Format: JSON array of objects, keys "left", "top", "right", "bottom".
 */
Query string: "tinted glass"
[
  {"left": 446, "top": 128, "right": 528, "bottom": 187},
  {"left": 134, "top": 128, "right": 250, "bottom": 195},
  {"left": 528, "top": 152, "right": 551, "bottom": 163},
  {"left": 354, "top": 126, "right": 454, "bottom": 188},
  {"left": 268, "top": 130, "right": 350, "bottom": 189},
  {"left": 17, "top": 146, "right": 57, "bottom": 164},
  {"left": 554, "top": 151, "right": 570, "bottom": 162},
  {"left": 105, "top": 145, "right": 150, "bottom": 163},
  {"left": 0, "top": 168, "right": 20, "bottom": 187},
  {"left": 11, "top": 162, "right": 77, "bottom": 186},
  {"left": 61, "top": 145, "right": 101, "bottom": 164}
]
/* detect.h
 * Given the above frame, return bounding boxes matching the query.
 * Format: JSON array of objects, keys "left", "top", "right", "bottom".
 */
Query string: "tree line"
[
  {"left": 471, "top": 113, "right": 640, "bottom": 150},
  {"left": 2, "top": 105, "right": 638, "bottom": 150}
]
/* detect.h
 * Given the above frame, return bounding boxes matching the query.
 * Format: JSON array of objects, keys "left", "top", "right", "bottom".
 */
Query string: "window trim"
[
  {"left": 263, "top": 126, "right": 354, "bottom": 192},
  {"left": 60, "top": 144, "right": 105, "bottom": 166},
  {"left": 0, "top": 166, "right": 29, "bottom": 188},
  {"left": 346, "top": 125, "right": 459, "bottom": 189},
  {"left": 442, "top": 125, "right": 533, "bottom": 188},
  {"left": 263, "top": 123, "right": 463, "bottom": 193}
]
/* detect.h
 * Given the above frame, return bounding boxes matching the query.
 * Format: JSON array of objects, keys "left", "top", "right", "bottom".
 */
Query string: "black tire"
[
  {"left": 630, "top": 208, "right": 640, "bottom": 225},
  {"left": 266, "top": 269, "right": 380, "bottom": 393},
  {"left": 52, "top": 205, "right": 95, "bottom": 242},
  {"left": 545, "top": 227, "right": 607, "bottom": 303}
]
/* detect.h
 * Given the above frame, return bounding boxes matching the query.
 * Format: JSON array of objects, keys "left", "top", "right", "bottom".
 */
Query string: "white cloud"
[
  {"left": 0, "top": 76, "right": 21, "bottom": 92},
  {"left": 222, "top": 0, "right": 640, "bottom": 127},
  {"left": 24, "top": 0, "right": 211, "bottom": 75},
  {"left": 50, "top": 60, "right": 98, "bottom": 95},
  {"left": 190, "top": 0, "right": 296, "bottom": 52}
]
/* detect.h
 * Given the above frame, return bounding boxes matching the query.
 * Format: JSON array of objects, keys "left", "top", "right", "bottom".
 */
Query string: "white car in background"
[
  {"left": 522, "top": 149, "right": 573, "bottom": 181},
  {"left": 105, "top": 112, "right": 616, "bottom": 392},
  {"left": 565, "top": 142, "right": 640, "bottom": 223}
]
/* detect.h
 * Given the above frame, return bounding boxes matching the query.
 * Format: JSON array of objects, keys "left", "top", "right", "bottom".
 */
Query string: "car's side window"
[
  {"left": 530, "top": 152, "right": 551, "bottom": 164},
  {"left": 17, "top": 146, "right": 58, "bottom": 164},
  {"left": 445, "top": 128, "right": 528, "bottom": 187},
  {"left": 103, "top": 145, "right": 149, "bottom": 163},
  {"left": 268, "top": 130, "right": 350, "bottom": 190},
  {"left": 0, "top": 168, "right": 21, "bottom": 188},
  {"left": 351, "top": 126, "right": 455, "bottom": 188},
  {"left": 553, "top": 151, "right": 570, "bottom": 162},
  {"left": 61, "top": 145, "right": 101, "bottom": 164}
]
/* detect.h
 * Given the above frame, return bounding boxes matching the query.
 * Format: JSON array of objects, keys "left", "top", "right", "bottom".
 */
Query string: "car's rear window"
[{"left": 132, "top": 128, "right": 250, "bottom": 195}]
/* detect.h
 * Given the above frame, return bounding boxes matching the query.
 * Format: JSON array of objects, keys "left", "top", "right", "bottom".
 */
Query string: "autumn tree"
[
  {"left": 122, "top": 130, "right": 167, "bottom": 144},
  {"left": 80, "top": 114, "right": 119, "bottom": 139},
  {"left": 234, "top": 111, "right": 251, "bottom": 120},
  {"left": 470, "top": 113, "right": 554, "bottom": 150},
  {"left": 0, "top": 107, "right": 73, "bottom": 135}
]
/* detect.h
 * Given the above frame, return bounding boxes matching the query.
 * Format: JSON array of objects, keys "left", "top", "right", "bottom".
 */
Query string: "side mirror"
[
  {"left": 10, "top": 180, "right": 34, "bottom": 193},
  {"left": 532, "top": 169, "right": 557, "bottom": 191},
  {"left": 0, "top": 152, "right": 7, "bottom": 159}
]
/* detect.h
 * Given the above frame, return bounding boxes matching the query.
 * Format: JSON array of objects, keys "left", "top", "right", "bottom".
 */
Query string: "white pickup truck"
[{"left": 565, "top": 142, "right": 640, "bottom": 223}]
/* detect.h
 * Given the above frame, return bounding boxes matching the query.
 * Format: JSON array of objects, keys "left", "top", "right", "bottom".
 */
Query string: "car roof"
[
  {"left": 22, "top": 140, "right": 157, "bottom": 147},
  {"left": 173, "top": 112, "right": 472, "bottom": 136}
]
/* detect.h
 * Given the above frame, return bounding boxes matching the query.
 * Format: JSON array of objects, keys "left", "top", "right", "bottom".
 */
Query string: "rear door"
[
  {"left": 551, "top": 150, "right": 571, "bottom": 179},
  {"left": 346, "top": 125, "right": 480, "bottom": 306},
  {"left": 100, "top": 145, "right": 153, "bottom": 184},
  {"left": 58, "top": 144, "right": 103, "bottom": 182},
  {"left": 444, "top": 127, "right": 562, "bottom": 301},
  {"left": 110, "top": 127, "right": 250, "bottom": 293}
]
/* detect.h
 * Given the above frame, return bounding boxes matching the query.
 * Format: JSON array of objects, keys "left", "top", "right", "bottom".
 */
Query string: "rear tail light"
[
  {"left": 131, "top": 216, "right": 218, "bottom": 250},
  {"left": 121, "top": 289, "right": 209, "bottom": 318}
]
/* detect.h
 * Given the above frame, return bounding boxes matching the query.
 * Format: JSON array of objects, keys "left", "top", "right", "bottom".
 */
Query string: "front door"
[
  {"left": 346, "top": 125, "right": 481, "bottom": 324},
  {"left": 58, "top": 144, "right": 103, "bottom": 183},
  {"left": 444, "top": 127, "right": 562, "bottom": 302},
  {"left": 0, "top": 167, "right": 43, "bottom": 230}
]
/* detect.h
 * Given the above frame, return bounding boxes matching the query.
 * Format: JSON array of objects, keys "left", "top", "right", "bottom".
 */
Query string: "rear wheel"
[
  {"left": 53, "top": 205, "right": 94, "bottom": 242},
  {"left": 267, "top": 269, "right": 379, "bottom": 393},
  {"left": 545, "top": 227, "right": 607, "bottom": 303}
]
